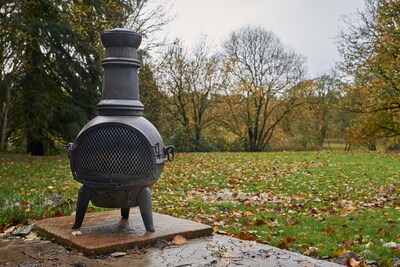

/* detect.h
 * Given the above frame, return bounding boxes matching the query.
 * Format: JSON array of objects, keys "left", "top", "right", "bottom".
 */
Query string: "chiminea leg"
[
  {"left": 72, "top": 186, "right": 91, "bottom": 229},
  {"left": 121, "top": 208, "right": 130, "bottom": 219},
  {"left": 138, "top": 186, "right": 155, "bottom": 232}
]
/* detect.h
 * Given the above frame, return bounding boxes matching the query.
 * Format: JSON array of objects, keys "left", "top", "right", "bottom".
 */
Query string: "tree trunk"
[
  {"left": 26, "top": 131, "right": 45, "bottom": 156},
  {"left": 0, "top": 79, "right": 11, "bottom": 151},
  {"left": 317, "top": 107, "right": 328, "bottom": 150}
]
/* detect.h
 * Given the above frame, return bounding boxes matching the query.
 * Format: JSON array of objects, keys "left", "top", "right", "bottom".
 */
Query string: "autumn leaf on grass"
[
  {"left": 341, "top": 240, "right": 354, "bottom": 249},
  {"left": 333, "top": 247, "right": 346, "bottom": 257},
  {"left": 278, "top": 236, "right": 296, "bottom": 250},
  {"left": 237, "top": 231, "right": 258, "bottom": 241},
  {"left": 172, "top": 235, "right": 187, "bottom": 245},
  {"left": 253, "top": 218, "right": 268, "bottom": 226},
  {"left": 349, "top": 258, "right": 362, "bottom": 267}
]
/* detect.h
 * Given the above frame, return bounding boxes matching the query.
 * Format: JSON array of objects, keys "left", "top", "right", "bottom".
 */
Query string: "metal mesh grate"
[{"left": 71, "top": 124, "right": 155, "bottom": 184}]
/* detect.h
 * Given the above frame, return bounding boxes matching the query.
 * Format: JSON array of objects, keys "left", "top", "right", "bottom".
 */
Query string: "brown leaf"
[
  {"left": 349, "top": 258, "right": 362, "bottom": 267},
  {"left": 4, "top": 226, "right": 15, "bottom": 234},
  {"left": 342, "top": 240, "right": 354, "bottom": 249},
  {"left": 253, "top": 219, "right": 267, "bottom": 226},
  {"left": 278, "top": 241, "right": 288, "bottom": 250},
  {"left": 237, "top": 231, "right": 258, "bottom": 241},
  {"left": 303, "top": 247, "right": 318, "bottom": 258},
  {"left": 278, "top": 236, "right": 296, "bottom": 249},
  {"left": 172, "top": 235, "right": 187, "bottom": 245},
  {"left": 283, "top": 236, "right": 296, "bottom": 243}
]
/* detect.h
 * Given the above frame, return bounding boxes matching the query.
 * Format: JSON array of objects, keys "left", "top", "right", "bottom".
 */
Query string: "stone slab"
[
  {"left": 96, "top": 235, "right": 343, "bottom": 267},
  {"left": 35, "top": 208, "right": 213, "bottom": 256},
  {"left": 0, "top": 234, "right": 343, "bottom": 267}
]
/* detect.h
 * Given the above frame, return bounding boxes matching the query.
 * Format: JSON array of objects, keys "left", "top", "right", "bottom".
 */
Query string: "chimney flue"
[{"left": 97, "top": 28, "right": 144, "bottom": 116}]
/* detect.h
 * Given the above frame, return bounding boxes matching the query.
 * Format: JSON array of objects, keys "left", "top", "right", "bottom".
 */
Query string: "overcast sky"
[{"left": 162, "top": 0, "right": 365, "bottom": 77}]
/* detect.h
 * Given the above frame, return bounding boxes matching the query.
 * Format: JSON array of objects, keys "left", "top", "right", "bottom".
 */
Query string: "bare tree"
[
  {"left": 124, "top": 0, "right": 173, "bottom": 50},
  {"left": 222, "top": 26, "right": 306, "bottom": 151}
]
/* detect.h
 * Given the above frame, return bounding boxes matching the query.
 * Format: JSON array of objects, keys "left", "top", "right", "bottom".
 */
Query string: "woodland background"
[{"left": 0, "top": 0, "right": 399, "bottom": 155}]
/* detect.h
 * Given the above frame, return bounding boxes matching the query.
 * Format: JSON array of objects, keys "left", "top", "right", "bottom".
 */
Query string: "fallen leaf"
[
  {"left": 172, "top": 235, "right": 187, "bottom": 245},
  {"left": 71, "top": 230, "right": 82, "bottom": 236},
  {"left": 333, "top": 247, "right": 346, "bottom": 257},
  {"left": 350, "top": 258, "right": 362, "bottom": 267},
  {"left": 110, "top": 252, "right": 126, "bottom": 257},
  {"left": 303, "top": 247, "right": 318, "bottom": 258},
  {"left": 235, "top": 240, "right": 256, "bottom": 248},
  {"left": 237, "top": 231, "right": 258, "bottom": 241},
  {"left": 253, "top": 219, "right": 267, "bottom": 226},
  {"left": 278, "top": 236, "right": 296, "bottom": 249},
  {"left": 221, "top": 252, "right": 243, "bottom": 261},
  {"left": 298, "top": 261, "right": 317, "bottom": 267},
  {"left": 4, "top": 226, "right": 15, "bottom": 234},
  {"left": 342, "top": 239, "right": 354, "bottom": 249},
  {"left": 382, "top": 241, "right": 399, "bottom": 248},
  {"left": 24, "top": 232, "right": 39, "bottom": 241}
]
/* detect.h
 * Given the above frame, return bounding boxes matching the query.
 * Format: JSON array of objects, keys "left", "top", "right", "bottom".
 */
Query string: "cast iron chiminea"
[{"left": 68, "top": 28, "right": 173, "bottom": 232}]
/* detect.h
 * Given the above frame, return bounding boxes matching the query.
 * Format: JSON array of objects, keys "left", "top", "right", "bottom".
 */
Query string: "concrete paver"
[{"left": 35, "top": 209, "right": 213, "bottom": 256}]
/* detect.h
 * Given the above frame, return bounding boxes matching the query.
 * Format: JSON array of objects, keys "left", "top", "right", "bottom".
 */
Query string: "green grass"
[{"left": 0, "top": 151, "right": 399, "bottom": 264}]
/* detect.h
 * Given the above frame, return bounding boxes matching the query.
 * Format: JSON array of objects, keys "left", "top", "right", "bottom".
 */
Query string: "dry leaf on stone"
[
  {"left": 298, "top": 261, "right": 317, "bottom": 267},
  {"left": 71, "top": 230, "right": 82, "bottom": 236},
  {"left": 110, "top": 252, "right": 126, "bottom": 257},
  {"left": 172, "top": 235, "right": 187, "bottom": 245},
  {"left": 24, "top": 232, "right": 39, "bottom": 241},
  {"left": 4, "top": 226, "right": 15, "bottom": 234},
  {"left": 222, "top": 252, "right": 243, "bottom": 261},
  {"left": 235, "top": 240, "right": 256, "bottom": 248}
]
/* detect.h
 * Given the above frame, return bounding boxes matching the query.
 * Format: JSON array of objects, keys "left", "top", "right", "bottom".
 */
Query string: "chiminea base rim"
[{"left": 75, "top": 183, "right": 155, "bottom": 208}]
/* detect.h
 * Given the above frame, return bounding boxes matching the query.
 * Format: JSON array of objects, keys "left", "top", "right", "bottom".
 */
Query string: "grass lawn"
[{"left": 0, "top": 151, "right": 399, "bottom": 264}]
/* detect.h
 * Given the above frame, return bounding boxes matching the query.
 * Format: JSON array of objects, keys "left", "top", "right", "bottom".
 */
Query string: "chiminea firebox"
[{"left": 68, "top": 28, "right": 173, "bottom": 232}]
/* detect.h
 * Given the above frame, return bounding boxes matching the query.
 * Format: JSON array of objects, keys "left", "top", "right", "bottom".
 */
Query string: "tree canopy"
[
  {"left": 338, "top": 0, "right": 400, "bottom": 139},
  {"left": 1, "top": 0, "right": 399, "bottom": 154},
  {"left": 222, "top": 26, "right": 307, "bottom": 151},
  {"left": 0, "top": 0, "right": 170, "bottom": 155}
]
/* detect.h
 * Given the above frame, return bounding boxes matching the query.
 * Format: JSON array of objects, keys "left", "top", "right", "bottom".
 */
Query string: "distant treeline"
[{"left": 0, "top": 0, "right": 398, "bottom": 155}]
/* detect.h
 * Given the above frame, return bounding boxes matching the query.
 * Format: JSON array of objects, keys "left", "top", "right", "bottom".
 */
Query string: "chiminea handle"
[
  {"left": 65, "top": 143, "right": 75, "bottom": 159},
  {"left": 164, "top": 146, "right": 175, "bottom": 162}
]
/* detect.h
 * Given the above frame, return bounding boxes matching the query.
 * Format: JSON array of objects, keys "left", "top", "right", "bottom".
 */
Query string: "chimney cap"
[{"left": 101, "top": 28, "right": 142, "bottom": 49}]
